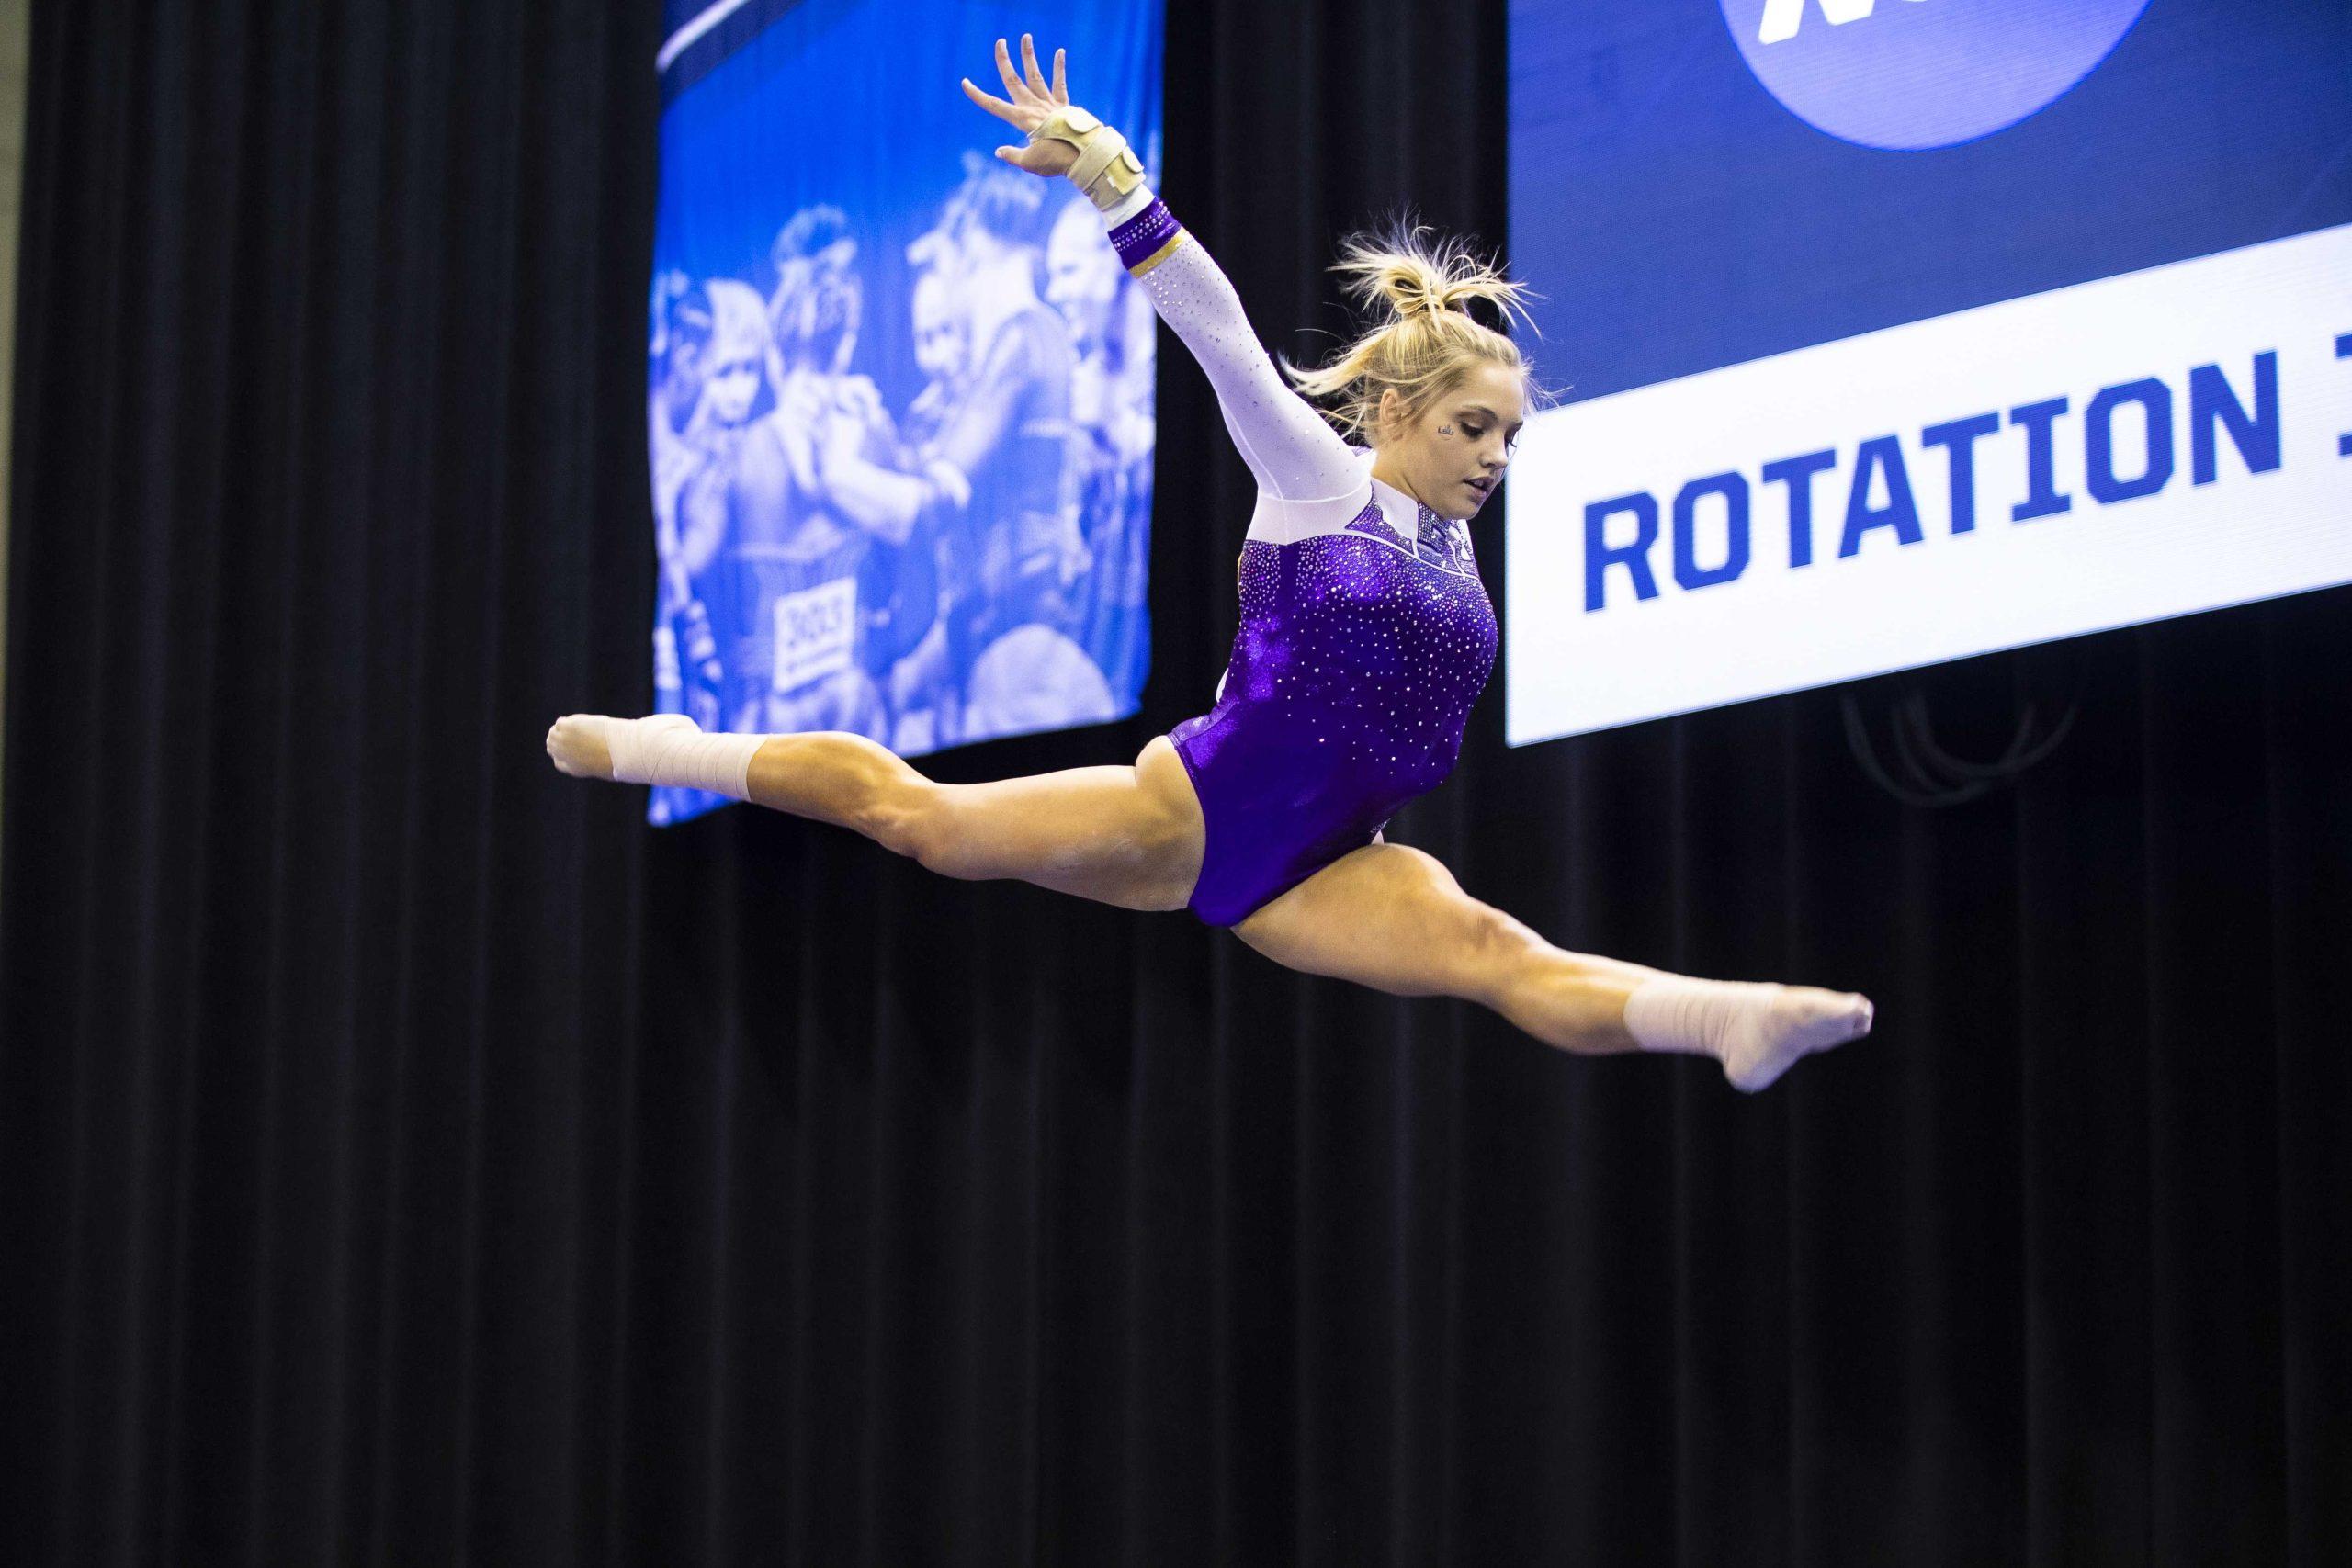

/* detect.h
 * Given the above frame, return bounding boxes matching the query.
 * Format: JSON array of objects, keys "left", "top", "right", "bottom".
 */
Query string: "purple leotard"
[{"left": 1103, "top": 192, "right": 1499, "bottom": 926}]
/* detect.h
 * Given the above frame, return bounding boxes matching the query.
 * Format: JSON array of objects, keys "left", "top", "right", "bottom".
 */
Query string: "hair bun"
[
  {"left": 1276, "top": 216, "right": 1549, "bottom": 443},
  {"left": 1372, "top": 254, "right": 1452, "bottom": 321}
]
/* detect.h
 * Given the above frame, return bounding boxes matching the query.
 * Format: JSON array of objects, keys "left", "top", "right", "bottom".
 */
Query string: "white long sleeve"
[{"left": 1101, "top": 185, "right": 1369, "bottom": 518}]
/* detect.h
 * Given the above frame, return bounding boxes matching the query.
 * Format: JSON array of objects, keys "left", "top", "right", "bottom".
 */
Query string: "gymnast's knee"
[
  {"left": 1456, "top": 904, "right": 1550, "bottom": 1005},
  {"left": 869, "top": 780, "right": 960, "bottom": 870}
]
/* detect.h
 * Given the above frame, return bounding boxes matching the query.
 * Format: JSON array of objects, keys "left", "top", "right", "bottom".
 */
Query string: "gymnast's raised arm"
[{"left": 962, "top": 35, "right": 1364, "bottom": 508}]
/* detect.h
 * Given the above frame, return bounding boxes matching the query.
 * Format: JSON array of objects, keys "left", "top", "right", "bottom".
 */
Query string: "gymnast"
[{"left": 548, "top": 35, "right": 1874, "bottom": 1091}]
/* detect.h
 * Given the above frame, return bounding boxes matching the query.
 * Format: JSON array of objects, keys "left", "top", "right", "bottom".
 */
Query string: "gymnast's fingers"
[
  {"left": 1052, "top": 46, "right": 1067, "bottom": 104},
  {"left": 962, "top": 76, "right": 1024, "bottom": 127},
  {"left": 1021, "top": 33, "right": 1052, "bottom": 100},
  {"left": 994, "top": 37, "right": 1034, "bottom": 104}
]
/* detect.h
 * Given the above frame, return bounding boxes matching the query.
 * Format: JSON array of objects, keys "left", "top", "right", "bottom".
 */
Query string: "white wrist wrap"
[{"left": 1098, "top": 184, "right": 1153, "bottom": 228}]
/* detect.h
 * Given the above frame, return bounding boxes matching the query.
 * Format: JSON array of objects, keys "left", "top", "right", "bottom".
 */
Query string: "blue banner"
[{"left": 648, "top": 0, "right": 1163, "bottom": 825}]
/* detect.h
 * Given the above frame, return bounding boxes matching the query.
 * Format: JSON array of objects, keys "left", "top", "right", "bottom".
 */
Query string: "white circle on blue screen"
[{"left": 1721, "top": 0, "right": 2152, "bottom": 150}]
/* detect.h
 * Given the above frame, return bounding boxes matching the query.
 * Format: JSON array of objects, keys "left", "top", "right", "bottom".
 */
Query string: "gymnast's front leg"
[
  {"left": 545, "top": 713, "right": 1207, "bottom": 913},
  {"left": 1231, "top": 840, "right": 1874, "bottom": 1092}
]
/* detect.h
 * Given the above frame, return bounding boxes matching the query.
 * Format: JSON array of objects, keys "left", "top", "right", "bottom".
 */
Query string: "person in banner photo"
[
  {"left": 647, "top": 272, "right": 741, "bottom": 735},
  {"left": 842, "top": 266, "right": 955, "bottom": 754},
  {"left": 716, "top": 206, "right": 894, "bottom": 743},
  {"left": 874, "top": 267, "right": 972, "bottom": 752},
  {"left": 775, "top": 204, "right": 979, "bottom": 748},
  {"left": 808, "top": 154, "right": 1114, "bottom": 747},
  {"left": 554, "top": 36, "right": 1874, "bottom": 1090},
  {"left": 920, "top": 157, "right": 1113, "bottom": 742},
  {"left": 1046, "top": 192, "right": 1156, "bottom": 707}
]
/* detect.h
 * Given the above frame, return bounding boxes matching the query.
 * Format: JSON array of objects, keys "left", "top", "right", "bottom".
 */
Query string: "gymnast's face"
[{"left": 1378, "top": 360, "right": 1526, "bottom": 521}]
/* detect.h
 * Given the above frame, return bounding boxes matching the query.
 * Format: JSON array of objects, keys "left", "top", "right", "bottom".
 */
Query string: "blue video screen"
[{"left": 648, "top": 0, "right": 1164, "bottom": 822}]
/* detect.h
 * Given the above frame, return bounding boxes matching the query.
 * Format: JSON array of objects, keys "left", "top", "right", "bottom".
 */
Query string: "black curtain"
[{"left": 5, "top": 1, "right": 2347, "bottom": 1563}]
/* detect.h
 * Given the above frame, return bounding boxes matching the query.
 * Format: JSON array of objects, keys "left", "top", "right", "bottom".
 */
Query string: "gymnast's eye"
[{"left": 1459, "top": 422, "right": 1486, "bottom": 440}]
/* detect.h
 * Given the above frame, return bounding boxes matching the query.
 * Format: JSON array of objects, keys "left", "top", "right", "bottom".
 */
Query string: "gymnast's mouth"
[{"left": 1463, "top": 476, "right": 1496, "bottom": 499}]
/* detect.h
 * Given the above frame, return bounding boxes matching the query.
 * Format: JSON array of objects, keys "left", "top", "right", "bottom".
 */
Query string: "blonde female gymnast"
[{"left": 548, "top": 35, "right": 1874, "bottom": 1090}]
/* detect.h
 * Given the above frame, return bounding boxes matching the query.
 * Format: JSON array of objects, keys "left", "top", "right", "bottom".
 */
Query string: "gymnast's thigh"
[
  {"left": 1230, "top": 840, "right": 1534, "bottom": 1000},
  {"left": 921, "top": 734, "right": 1206, "bottom": 912}
]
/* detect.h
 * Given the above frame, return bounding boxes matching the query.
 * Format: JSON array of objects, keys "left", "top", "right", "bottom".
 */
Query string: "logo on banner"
[{"left": 1721, "top": 0, "right": 2152, "bottom": 150}]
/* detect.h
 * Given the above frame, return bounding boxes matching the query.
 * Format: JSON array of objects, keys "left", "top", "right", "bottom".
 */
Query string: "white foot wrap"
[
  {"left": 1623, "top": 976, "right": 1875, "bottom": 1093},
  {"left": 597, "top": 714, "right": 765, "bottom": 799}
]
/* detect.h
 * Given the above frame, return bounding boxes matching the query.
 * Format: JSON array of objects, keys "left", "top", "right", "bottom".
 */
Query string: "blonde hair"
[{"left": 1282, "top": 220, "right": 1544, "bottom": 443}]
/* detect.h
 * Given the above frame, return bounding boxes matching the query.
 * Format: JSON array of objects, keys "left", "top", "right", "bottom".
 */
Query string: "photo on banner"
[
  {"left": 1503, "top": 0, "right": 2352, "bottom": 745},
  {"left": 647, "top": 0, "right": 1164, "bottom": 825}
]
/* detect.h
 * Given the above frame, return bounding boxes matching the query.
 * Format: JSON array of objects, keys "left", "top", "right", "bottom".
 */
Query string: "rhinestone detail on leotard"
[{"left": 1169, "top": 491, "right": 1497, "bottom": 925}]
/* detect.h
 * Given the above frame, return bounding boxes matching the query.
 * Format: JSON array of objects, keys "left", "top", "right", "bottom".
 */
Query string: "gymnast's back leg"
[
  {"left": 546, "top": 713, "right": 1204, "bottom": 914},
  {"left": 1230, "top": 840, "right": 1872, "bottom": 1091}
]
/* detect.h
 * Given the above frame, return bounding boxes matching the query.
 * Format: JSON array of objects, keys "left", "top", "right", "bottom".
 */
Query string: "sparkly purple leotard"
[{"left": 1103, "top": 190, "right": 1499, "bottom": 927}]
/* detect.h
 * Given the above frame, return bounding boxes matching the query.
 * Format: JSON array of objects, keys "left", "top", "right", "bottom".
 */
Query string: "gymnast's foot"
[
  {"left": 545, "top": 712, "right": 698, "bottom": 782},
  {"left": 1621, "top": 976, "right": 1874, "bottom": 1092}
]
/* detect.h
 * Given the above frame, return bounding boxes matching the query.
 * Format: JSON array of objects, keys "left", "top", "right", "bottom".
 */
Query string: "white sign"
[{"left": 1504, "top": 221, "right": 2352, "bottom": 747}]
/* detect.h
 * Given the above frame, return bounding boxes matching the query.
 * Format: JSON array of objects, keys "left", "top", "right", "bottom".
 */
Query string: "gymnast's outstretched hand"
[{"left": 961, "top": 34, "right": 1080, "bottom": 176}]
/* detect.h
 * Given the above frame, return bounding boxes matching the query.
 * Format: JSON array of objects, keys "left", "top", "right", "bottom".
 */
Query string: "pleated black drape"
[{"left": 4, "top": 1, "right": 2347, "bottom": 1563}]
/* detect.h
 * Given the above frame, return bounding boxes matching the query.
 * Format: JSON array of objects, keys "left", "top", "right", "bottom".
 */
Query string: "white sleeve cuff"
[{"left": 1097, "top": 182, "right": 1155, "bottom": 230}]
